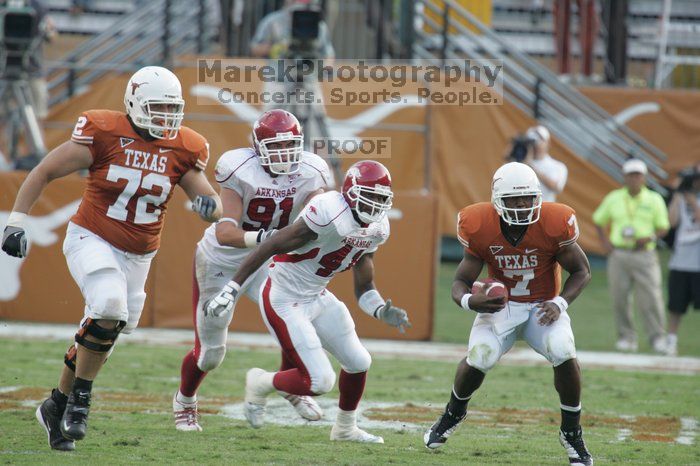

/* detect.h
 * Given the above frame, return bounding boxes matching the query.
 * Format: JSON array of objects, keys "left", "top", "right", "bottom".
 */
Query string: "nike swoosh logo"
[
  {"left": 79, "top": 235, "right": 88, "bottom": 240},
  {"left": 159, "top": 148, "right": 172, "bottom": 153},
  {"left": 525, "top": 248, "right": 538, "bottom": 254}
]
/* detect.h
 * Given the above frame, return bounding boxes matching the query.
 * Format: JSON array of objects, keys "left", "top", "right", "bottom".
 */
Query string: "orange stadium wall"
[
  {"left": 3, "top": 60, "right": 698, "bottom": 336},
  {"left": 0, "top": 171, "right": 438, "bottom": 340}
]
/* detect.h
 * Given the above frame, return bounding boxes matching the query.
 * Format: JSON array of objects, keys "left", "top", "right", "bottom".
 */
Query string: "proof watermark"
[
  {"left": 195, "top": 58, "right": 503, "bottom": 107},
  {"left": 310, "top": 137, "right": 391, "bottom": 159}
]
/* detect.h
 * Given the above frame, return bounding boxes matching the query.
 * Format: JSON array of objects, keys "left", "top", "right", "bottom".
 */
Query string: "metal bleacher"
[
  {"left": 490, "top": 0, "right": 700, "bottom": 63},
  {"left": 46, "top": 0, "right": 220, "bottom": 108},
  {"left": 43, "top": 0, "right": 135, "bottom": 36},
  {"left": 413, "top": 0, "right": 669, "bottom": 192}
]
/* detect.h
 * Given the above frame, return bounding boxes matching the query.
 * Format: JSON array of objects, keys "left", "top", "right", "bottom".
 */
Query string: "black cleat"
[
  {"left": 60, "top": 389, "right": 91, "bottom": 441},
  {"left": 35, "top": 393, "right": 75, "bottom": 451},
  {"left": 560, "top": 427, "right": 593, "bottom": 466},
  {"left": 423, "top": 404, "right": 466, "bottom": 449}
]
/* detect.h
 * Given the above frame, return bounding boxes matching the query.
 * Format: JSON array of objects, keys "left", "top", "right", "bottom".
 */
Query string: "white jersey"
[
  {"left": 199, "top": 148, "right": 331, "bottom": 268},
  {"left": 269, "top": 190, "right": 390, "bottom": 298}
]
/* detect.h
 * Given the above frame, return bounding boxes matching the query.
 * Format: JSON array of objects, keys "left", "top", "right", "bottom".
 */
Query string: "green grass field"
[{"left": 1, "top": 259, "right": 699, "bottom": 464}]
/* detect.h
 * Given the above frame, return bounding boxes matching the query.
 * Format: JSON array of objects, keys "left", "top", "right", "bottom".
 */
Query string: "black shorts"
[{"left": 668, "top": 270, "right": 700, "bottom": 314}]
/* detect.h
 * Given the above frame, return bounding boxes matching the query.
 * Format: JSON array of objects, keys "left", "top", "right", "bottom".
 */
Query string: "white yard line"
[
  {"left": 1, "top": 321, "right": 699, "bottom": 375},
  {"left": 676, "top": 417, "right": 698, "bottom": 445}
]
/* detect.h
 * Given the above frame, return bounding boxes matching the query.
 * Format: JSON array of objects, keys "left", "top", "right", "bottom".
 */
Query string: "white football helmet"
[
  {"left": 124, "top": 66, "right": 185, "bottom": 140},
  {"left": 491, "top": 162, "right": 542, "bottom": 225}
]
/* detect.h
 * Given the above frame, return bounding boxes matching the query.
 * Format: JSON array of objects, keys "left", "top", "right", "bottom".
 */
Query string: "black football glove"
[{"left": 2, "top": 226, "right": 28, "bottom": 258}]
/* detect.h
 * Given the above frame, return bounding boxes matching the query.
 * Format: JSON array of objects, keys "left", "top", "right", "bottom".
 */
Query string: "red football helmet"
[
  {"left": 342, "top": 160, "right": 393, "bottom": 224},
  {"left": 252, "top": 109, "right": 303, "bottom": 174}
]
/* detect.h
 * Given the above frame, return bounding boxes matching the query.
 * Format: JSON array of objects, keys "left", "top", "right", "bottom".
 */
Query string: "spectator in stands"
[
  {"left": 666, "top": 167, "right": 700, "bottom": 356},
  {"left": 71, "top": 0, "right": 92, "bottom": 16},
  {"left": 27, "top": 1, "right": 56, "bottom": 127},
  {"left": 524, "top": 125, "right": 568, "bottom": 202},
  {"left": 593, "top": 159, "right": 670, "bottom": 354},
  {"left": 250, "top": 0, "right": 335, "bottom": 60}
]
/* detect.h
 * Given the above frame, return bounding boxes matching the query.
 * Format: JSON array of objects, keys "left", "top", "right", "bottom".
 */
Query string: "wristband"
[
  {"left": 358, "top": 289, "right": 385, "bottom": 318},
  {"left": 217, "top": 217, "right": 239, "bottom": 227},
  {"left": 7, "top": 212, "right": 27, "bottom": 228},
  {"left": 226, "top": 281, "right": 242, "bottom": 294},
  {"left": 460, "top": 293, "right": 473, "bottom": 311},
  {"left": 243, "top": 231, "right": 259, "bottom": 248},
  {"left": 548, "top": 296, "right": 569, "bottom": 313}
]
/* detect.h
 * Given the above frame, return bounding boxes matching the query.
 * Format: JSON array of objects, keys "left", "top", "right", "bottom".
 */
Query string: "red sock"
[
  {"left": 273, "top": 369, "right": 314, "bottom": 396},
  {"left": 338, "top": 370, "right": 367, "bottom": 411},
  {"left": 179, "top": 349, "right": 207, "bottom": 397}
]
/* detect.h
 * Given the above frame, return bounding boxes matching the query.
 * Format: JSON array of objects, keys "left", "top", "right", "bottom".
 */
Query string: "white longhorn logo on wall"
[{"left": 0, "top": 200, "right": 81, "bottom": 301}]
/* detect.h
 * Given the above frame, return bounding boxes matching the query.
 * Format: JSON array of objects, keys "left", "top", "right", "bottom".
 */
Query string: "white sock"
[
  {"left": 259, "top": 371, "right": 276, "bottom": 394},
  {"left": 668, "top": 334, "right": 678, "bottom": 346},
  {"left": 336, "top": 409, "right": 357, "bottom": 428},
  {"left": 176, "top": 391, "right": 197, "bottom": 405}
]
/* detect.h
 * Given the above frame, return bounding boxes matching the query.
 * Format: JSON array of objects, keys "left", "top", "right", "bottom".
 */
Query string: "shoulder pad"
[
  {"left": 83, "top": 109, "right": 123, "bottom": 132},
  {"left": 178, "top": 126, "right": 208, "bottom": 153},
  {"left": 214, "top": 148, "right": 258, "bottom": 184}
]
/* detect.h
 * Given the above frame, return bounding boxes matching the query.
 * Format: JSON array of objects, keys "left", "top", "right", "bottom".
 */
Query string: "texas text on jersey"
[
  {"left": 198, "top": 147, "right": 331, "bottom": 268},
  {"left": 457, "top": 202, "right": 579, "bottom": 302},
  {"left": 269, "top": 190, "right": 390, "bottom": 298},
  {"left": 70, "top": 109, "right": 209, "bottom": 254}
]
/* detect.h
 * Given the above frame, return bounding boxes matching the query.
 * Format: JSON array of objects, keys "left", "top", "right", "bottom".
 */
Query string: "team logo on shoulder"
[
  {"left": 308, "top": 205, "right": 318, "bottom": 215},
  {"left": 120, "top": 137, "right": 134, "bottom": 148},
  {"left": 489, "top": 245, "right": 504, "bottom": 255}
]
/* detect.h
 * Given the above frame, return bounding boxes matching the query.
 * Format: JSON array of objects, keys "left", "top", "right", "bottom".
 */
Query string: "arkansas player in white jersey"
[
  {"left": 0, "top": 66, "right": 221, "bottom": 451},
  {"left": 205, "top": 160, "right": 411, "bottom": 443},
  {"left": 173, "top": 110, "right": 333, "bottom": 431}
]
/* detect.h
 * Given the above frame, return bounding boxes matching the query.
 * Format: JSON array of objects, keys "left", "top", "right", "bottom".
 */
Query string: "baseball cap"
[
  {"left": 526, "top": 125, "right": 550, "bottom": 142},
  {"left": 622, "top": 159, "right": 647, "bottom": 175}
]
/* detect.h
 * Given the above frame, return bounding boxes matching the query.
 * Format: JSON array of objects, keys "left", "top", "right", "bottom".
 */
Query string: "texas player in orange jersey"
[
  {"left": 424, "top": 163, "right": 594, "bottom": 466},
  {"left": 0, "top": 66, "right": 222, "bottom": 451}
]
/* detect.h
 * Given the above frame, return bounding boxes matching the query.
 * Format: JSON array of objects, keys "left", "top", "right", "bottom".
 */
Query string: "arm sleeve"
[
  {"left": 592, "top": 194, "right": 611, "bottom": 226},
  {"left": 555, "top": 162, "right": 568, "bottom": 192},
  {"left": 318, "top": 22, "right": 336, "bottom": 59},
  {"left": 300, "top": 195, "right": 340, "bottom": 237},
  {"left": 70, "top": 112, "right": 100, "bottom": 160},
  {"left": 457, "top": 208, "right": 481, "bottom": 258},
  {"left": 654, "top": 194, "right": 671, "bottom": 230},
  {"left": 194, "top": 142, "right": 210, "bottom": 171},
  {"left": 556, "top": 208, "right": 580, "bottom": 248},
  {"left": 213, "top": 151, "right": 246, "bottom": 197},
  {"left": 250, "top": 15, "right": 276, "bottom": 46}
]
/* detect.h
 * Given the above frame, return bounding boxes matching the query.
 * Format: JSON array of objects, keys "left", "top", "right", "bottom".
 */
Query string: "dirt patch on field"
[
  {"left": 0, "top": 386, "right": 241, "bottom": 414},
  {"left": 364, "top": 404, "right": 685, "bottom": 444}
]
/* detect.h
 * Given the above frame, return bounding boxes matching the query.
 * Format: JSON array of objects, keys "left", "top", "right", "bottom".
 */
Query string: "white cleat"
[
  {"left": 244, "top": 368, "right": 274, "bottom": 429},
  {"left": 330, "top": 425, "right": 384, "bottom": 443},
  {"left": 280, "top": 392, "right": 323, "bottom": 421},
  {"left": 173, "top": 393, "right": 202, "bottom": 432}
]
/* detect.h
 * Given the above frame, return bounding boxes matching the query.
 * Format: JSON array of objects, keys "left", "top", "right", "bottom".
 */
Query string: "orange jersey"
[
  {"left": 457, "top": 202, "right": 580, "bottom": 303},
  {"left": 70, "top": 110, "right": 209, "bottom": 254}
]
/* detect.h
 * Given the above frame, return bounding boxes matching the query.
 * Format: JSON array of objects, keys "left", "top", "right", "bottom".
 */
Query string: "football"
[{"left": 471, "top": 278, "right": 508, "bottom": 301}]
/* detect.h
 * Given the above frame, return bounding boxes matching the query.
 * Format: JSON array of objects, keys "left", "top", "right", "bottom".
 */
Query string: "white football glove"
[
  {"left": 204, "top": 281, "right": 240, "bottom": 322},
  {"left": 375, "top": 299, "right": 412, "bottom": 333}
]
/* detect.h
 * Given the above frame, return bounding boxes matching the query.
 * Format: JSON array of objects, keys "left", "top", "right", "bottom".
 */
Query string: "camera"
[
  {"left": 0, "top": 1, "right": 40, "bottom": 79},
  {"left": 677, "top": 166, "right": 700, "bottom": 193},
  {"left": 286, "top": 8, "right": 321, "bottom": 60},
  {"left": 507, "top": 134, "right": 536, "bottom": 163}
]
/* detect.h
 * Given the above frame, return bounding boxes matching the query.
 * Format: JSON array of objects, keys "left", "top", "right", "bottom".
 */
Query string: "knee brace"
[
  {"left": 197, "top": 345, "right": 227, "bottom": 372},
  {"left": 466, "top": 343, "right": 501, "bottom": 373},
  {"left": 75, "top": 318, "right": 125, "bottom": 352}
]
